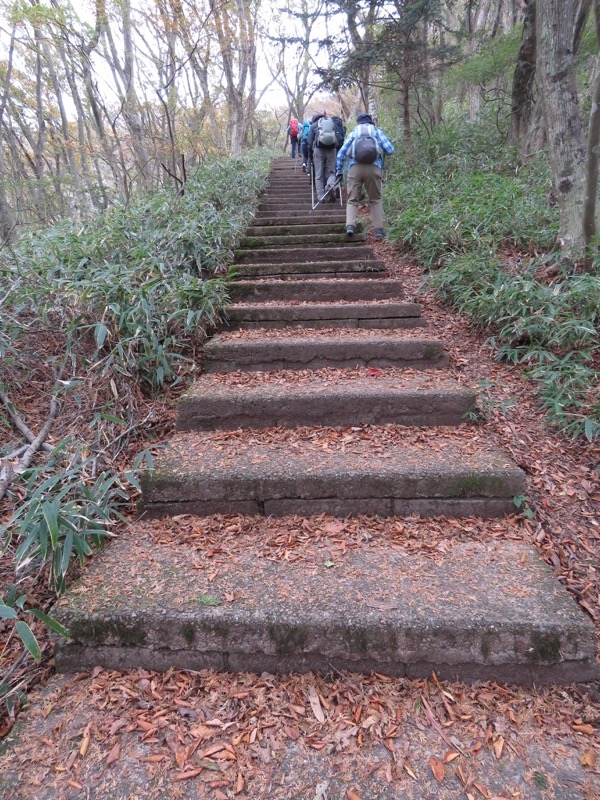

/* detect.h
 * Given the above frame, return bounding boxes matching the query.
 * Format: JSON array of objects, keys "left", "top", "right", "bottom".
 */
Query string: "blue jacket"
[{"left": 336, "top": 124, "right": 394, "bottom": 172}]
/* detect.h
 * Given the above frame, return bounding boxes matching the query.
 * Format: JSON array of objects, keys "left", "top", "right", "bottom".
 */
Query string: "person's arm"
[
  {"left": 376, "top": 128, "right": 395, "bottom": 156},
  {"left": 335, "top": 132, "right": 354, "bottom": 175}
]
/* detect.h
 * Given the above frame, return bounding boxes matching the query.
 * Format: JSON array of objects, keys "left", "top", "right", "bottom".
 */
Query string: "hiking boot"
[
  {"left": 302, "top": 163, "right": 307, "bottom": 173},
  {"left": 374, "top": 228, "right": 387, "bottom": 240},
  {"left": 346, "top": 225, "right": 355, "bottom": 236}
]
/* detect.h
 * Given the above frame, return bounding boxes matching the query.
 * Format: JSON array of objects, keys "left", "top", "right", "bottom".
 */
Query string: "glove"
[{"left": 335, "top": 171, "right": 343, "bottom": 180}]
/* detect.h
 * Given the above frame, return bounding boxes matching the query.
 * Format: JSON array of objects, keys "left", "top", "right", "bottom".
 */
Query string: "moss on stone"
[
  {"left": 268, "top": 624, "right": 309, "bottom": 656},
  {"left": 527, "top": 632, "right": 561, "bottom": 664}
]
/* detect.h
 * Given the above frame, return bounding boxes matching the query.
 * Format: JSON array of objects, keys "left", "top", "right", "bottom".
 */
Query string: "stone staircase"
[{"left": 53, "top": 158, "right": 596, "bottom": 684}]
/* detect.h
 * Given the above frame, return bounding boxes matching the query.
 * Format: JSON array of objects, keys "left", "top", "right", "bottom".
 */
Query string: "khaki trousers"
[{"left": 346, "top": 163, "right": 384, "bottom": 228}]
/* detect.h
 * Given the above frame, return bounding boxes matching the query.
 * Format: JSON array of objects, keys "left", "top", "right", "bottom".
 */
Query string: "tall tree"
[{"left": 536, "top": 0, "right": 592, "bottom": 260}]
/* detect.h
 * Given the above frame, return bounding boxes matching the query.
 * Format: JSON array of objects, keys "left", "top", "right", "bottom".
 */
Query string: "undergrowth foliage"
[
  {"left": 385, "top": 117, "right": 599, "bottom": 440},
  {"left": 0, "top": 151, "right": 271, "bottom": 706}
]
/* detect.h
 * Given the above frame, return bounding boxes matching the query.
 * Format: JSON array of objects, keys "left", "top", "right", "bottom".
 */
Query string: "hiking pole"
[
  {"left": 310, "top": 160, "right": 314, "bottom": 208},
  {"left": 311, "top": 176, "right": 342, "bottom": 212}
]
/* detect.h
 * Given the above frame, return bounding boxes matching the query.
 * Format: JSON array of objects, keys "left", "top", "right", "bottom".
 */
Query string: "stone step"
[
  {"left": 246, "top": 220, "right": 346, "bottom": 240},
  {"left": 228, "top": 278, "right": 402, "bottom": 303},
  {"left": 258, "top": 201, "right": 336, "bottom": 212},
  {"left": 232, "top": 260, "right": 386, "bottom": 279},
  {"left": 240, "top": 232, "right": 364, "bottom": 248},
  {"left": 53, "top": 532, "right": 597, "bottom": 684},
  {"left": 139, "top": 430, "right": 525, "bottom": 518},
  {"left": 246, "top": 222, "right": 349, "bottom": 236},
  {"left": 252, "top": 213, "right": 347, "bottom": 226},
  {"left": 203, "top": 333, "right": 448, "bottom": 372},
  {"left": 235, "top": 245, "right": 376, "bottom": 265},
  {"left": 253, "top": 208, "right": 346, "bottom": 219},
  {"left": 177, "top": 374, "right": 476, "bottom": 430},
  {"left": 224, "top": 301, "right": 426, "bottom": 331}
]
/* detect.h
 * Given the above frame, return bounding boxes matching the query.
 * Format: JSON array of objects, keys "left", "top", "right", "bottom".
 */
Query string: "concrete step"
[
  {"left": 240, "top": 233, "right": 365, "bottom": 248},
  {"left": 258, "top": 201, "right": 336, "bottom": 212},
  {"left": 232, "top": 260, "right": 386, "bottom": 279},
  {"left": 235, "top": 245, "right": 376, "bottom": 265},
  {"left": 53, "top": 531, "right": 597, "bottom": 684},
  {"left": 224, "top": 301, "right": 426, "bottom": 330},
  {"left": 252, "top": 213, "right": 347, "bottom": 226},
  {"left": 228, "top": 278, "right": 402, "bottom": 303},
  {"left": 246, "top": 223, "right": 349, "bottom": 236},
  {"left": 139, "top": 430, "right": 526, "bottom": 518},
  {"left": 252, "top": 209, "right": 346, "bottom": 222},
  {"left": 177, "top": 374, "right": 476, "bottom": 430},
  {"left": 203, "top": 333, "right": 448, "bottom": 372}
]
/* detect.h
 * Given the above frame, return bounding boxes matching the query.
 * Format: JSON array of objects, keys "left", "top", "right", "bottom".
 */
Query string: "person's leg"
[
  {"left": 291, "top": 137, "right": 297, "bottom": 158},
  {"left": 323, "top": 148, "right": 337, "bottom": 200},
  {"left": 313, "top": 148, "right": 327, "bottom": 199},
  {"left": 363, "top": 166, "right": 384, "bottom": 229},
  {"left": 346, "top": 164, "right": 362, "bottom": 228}
]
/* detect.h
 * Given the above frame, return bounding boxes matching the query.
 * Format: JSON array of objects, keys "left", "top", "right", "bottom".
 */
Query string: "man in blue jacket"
[{"left": 335, "top": 113, "right": 395, "bottom": 240}]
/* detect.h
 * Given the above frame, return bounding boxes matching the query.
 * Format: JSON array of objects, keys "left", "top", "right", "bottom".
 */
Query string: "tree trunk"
[
  {"left": 510, "top": 0, "right": 536, "bottom": 155},
  {"left": 582, "top": 0, "right": 600, "bottom": 269},
  {"left": 537, "top": 0, "right": 587, "bottom": 261}
]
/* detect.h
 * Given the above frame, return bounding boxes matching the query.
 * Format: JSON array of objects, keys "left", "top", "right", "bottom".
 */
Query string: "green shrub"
[
  {"left": 1, "top": 150, "right": 272, "bottom": 391},
  {"left": 384, "top": 118, "right": 598, "bottom": 440}
]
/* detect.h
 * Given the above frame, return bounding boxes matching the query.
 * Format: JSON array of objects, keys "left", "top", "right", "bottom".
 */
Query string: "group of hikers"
[{"left": 287, "top": 111, "right": 394, "bottom": 241}]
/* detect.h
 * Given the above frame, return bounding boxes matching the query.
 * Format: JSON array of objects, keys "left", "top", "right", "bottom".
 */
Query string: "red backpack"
[{"left": 289, "top": 118, "right": 299, "bottom": 137}]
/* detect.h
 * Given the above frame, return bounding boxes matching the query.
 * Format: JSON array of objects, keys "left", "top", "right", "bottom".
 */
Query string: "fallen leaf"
[
  {"left": 308, "top": 686, "right": 325, "bottom": 723},
  {"left": 173, "top": 768, "right": 204, "bottom": 781},
  {"left": 572, "top": 723, "right": 595, "bottom": 735},
  {"left": 429, "top": 757, "right": 445, "bottom": 782},
  {"left": 347, "top": 790, "right": 363, "bottom": 800},
  {"left": 581, "top": 749, "right": 597, "bottom": 767},
  {"left": 235, "top": 772, "right": 245, "bottom": 794},
  {"left": 444, "top": 751, "right": 459, "bottom": 763},
  {"left": 404, "top": 764, "right": 417, "bottom": 779},
  {"left": 79, "top": 724, "right": 91, "bottom": 758},
  {"left": 105, "top": 742, "right": 120, "bottom": 766},
  {"left": 493, "top": 736, "right": 504, "bottom": 759}
]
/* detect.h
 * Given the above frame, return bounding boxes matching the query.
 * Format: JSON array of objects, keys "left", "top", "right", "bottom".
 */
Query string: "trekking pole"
[
  {"left": 310, "top": 160, "right": 314, "bottom": 208},
  {"left": 311, "top": 176, "right": 342, "bottom": 212}
]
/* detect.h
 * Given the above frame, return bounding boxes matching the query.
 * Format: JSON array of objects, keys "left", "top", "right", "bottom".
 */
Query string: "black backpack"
[
  {"left": 331, "top": 116, "right": 346, "bottom": 149},
  {"left": 351, "top": 124, "right": 383, "bottom": 164}
]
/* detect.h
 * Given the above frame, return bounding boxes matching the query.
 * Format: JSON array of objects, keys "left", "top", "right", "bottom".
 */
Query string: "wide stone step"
[
  {"left": 53, "top": 531, "right": 597, "bottom": 684},
  {"left": 240, "top": 233, "right": 365, "bottom": 248},
  {"left": 252, "top": 210, "right": 346, "bottom": 223},
  {"left": 247, "top": 223, "right": 348, "bottom": 236},
  {"left": 232, "top": 259, "right": 386, "bottom": 279},
  {"left": 258, "top": 201, "right": 336, "bottom": 212},
  {"left": 177, "top": 374, "right": 476, "bottom": 430},
  {"left": 224, "top": 301, "right": 426, "bottom": 330},
  {"left": 204, "top": 333, "right": 447, "bottom": 372},
  {"left": 235, "top": 245, "right": 376, "bottom": 265},
  {"left": 139, "top": 430, "right": 525, "bottom": 518},
  {"left": 228, "top": 278, "right": 402, "bottom": 303}
]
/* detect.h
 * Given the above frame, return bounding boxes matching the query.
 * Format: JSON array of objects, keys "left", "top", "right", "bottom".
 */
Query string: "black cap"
[{"left": 357, "top": 113, "right": 373, "bottom": 124}]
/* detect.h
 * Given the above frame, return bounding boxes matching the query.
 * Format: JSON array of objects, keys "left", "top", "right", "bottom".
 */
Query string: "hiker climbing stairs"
[{"left": 53, "top": 157, "right": 596, "bottom": 685}]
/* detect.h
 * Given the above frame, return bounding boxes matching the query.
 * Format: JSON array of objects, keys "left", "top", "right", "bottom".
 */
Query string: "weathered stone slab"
[
  {"left": 232, "top": 260, "right": 386, "bottom": 279},
  {"left": 224, "top": 302, "right": 424, "bottom": 331},
  {"left": 53, "top": 532, "right": 597, "bottom": 684},
  {"left": 240, "top": 233, "right": 366, "bottom": 248},
  {"left": 140, "top": 431, "right": 525, "bottom": 518},
  {"left": 203, "top": 333, "right": 448, "bottom": 372},
  {"left": 246, "top": 223, "right": 349, "bottom": 236},
  {"left": 252, "top": 212, "right": 347, "bottom": 224},
  {"left": 177, "top": 375, "right": 476, "bottom": 430},
  {"left": 228, "top": 278, "right": 402, "bottom": 303},
  {"left": 235, "top": 245, "right": 377, "bottom": 264}
]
